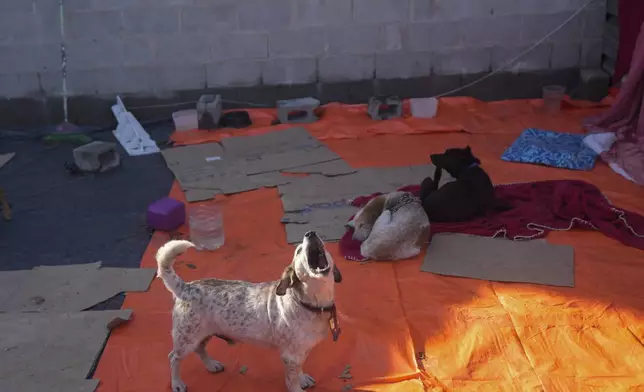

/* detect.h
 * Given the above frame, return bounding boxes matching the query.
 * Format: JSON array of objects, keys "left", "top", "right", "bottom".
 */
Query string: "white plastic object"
[
  {"left": 173, "top": 109, "right": 199, "bottom": 131},
  {"left": 410, "top": 97, "right": 438, "bottom": 118},
  {"left": 111, "top": 96, "right": 160, "bottom": 156}
]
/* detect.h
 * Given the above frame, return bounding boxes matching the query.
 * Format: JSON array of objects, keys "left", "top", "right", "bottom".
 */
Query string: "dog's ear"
[
  {"left": 466, "top": 145, "right": 472, "bottom": 152},
  {"left": 276, "top": 265, "right": 297, "bottom": 296},
  {"left": 430, "top": 153, "right": 446, "bottom": 169},
  {"left": 333, "top": 265, "right": 343, "bottom": 283}
]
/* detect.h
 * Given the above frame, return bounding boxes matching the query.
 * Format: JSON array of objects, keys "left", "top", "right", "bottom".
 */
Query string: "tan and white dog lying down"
[
  {"left": 350, "top": 191, "right": 430, "bottom": 260},
  {"left": 156, "top": 231, "right": 342, "bottom": 392}
]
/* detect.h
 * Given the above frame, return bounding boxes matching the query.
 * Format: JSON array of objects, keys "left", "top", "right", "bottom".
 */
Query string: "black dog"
[{"left": 420, "top": 146, "right": 505, "bottom": 222}]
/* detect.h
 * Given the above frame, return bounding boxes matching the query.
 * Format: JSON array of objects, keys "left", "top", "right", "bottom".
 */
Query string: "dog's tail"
[{"left": 156, "top": 240, "right": 195, "bottom": 301}]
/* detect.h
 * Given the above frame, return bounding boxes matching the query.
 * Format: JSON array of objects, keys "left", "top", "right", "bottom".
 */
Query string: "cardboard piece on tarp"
[
  {"left": 0, "top": 152, "right": 15, "bottom": 169},
  {"left": 278, "top": 165, "right": 444, "bottom": 212},
  {"left": 282, "top": 159, "right": 356, "bottom": 176},
  {"left": 242, "top": 146, "right": 341, "bottom": 175},
  {"left": 220, "top": 127, "right": 321, "bottom": 158},
  {"left": 278, "top": 165, "right": 449, "bottom": 243},
  {"left": 282, "top": 206, "right": 357, "bottom": 243},
  {"left": 161, "top": 129, "right": 355, "bottom": 202},
  {"left": 421, "top": 234, "right": 575, "bottom": 287},
  {"left": 0, "top": 379, "right": 100, "bottom": 392},
  {"left": 0, "top": 310, "right": 131, "bottom": 390},
  {"left": 0, "top": 262, "right": 155, "bottom": 312}
]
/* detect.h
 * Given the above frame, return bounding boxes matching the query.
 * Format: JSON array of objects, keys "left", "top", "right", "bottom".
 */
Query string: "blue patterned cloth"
[{"left": 501, "top": 128, "right": 599, "bottom": 171}]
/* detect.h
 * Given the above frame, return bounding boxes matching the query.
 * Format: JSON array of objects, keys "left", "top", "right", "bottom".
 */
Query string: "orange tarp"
[{"left": 94, "top": 97, "right": 644, "bottom": 391}]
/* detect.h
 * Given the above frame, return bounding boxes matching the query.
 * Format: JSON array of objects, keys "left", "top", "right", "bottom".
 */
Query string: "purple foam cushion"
[{"left": 146, "top": 197, "right": 185, "bottom": 231}]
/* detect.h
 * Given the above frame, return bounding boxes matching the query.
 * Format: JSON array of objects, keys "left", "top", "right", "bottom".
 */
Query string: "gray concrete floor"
[{"left": 0, "top": 122, "right": 175, "bottom": 309}]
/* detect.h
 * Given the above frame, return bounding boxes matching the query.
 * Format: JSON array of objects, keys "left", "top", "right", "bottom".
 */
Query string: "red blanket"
[{"left": 339, "top": 180, "right": 644, "bottom": 261}]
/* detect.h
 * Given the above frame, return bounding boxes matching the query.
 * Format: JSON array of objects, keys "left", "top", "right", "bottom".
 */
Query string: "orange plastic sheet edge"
[{"left": 94, "top": 98, "right": 644, "bottom": 392}]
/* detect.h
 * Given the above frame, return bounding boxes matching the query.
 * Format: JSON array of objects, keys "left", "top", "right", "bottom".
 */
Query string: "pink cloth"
[
  {"left": 339, "top": 181, "right": 644, "bottom": 261},
  {"left": 585, "top": 21, "right": 644, "bottom": 185}
]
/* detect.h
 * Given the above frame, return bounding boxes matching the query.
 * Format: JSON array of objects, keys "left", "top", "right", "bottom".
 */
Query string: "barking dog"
[
  {"left": 420, "top": 146, "right": 506, "bottom": 222},
  {"left": 350, "top": 191, "right": 430, "bottom": 260},
  {"left": 156, "top": 231, "right": 342, "bottom": 392}
]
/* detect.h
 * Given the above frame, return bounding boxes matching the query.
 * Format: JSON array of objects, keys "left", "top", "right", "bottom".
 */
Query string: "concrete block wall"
[{"left": 0, "top": 0, "right": 606, "bottom": 99}]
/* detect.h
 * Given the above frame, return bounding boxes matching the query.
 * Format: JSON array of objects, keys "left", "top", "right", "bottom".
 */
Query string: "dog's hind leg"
[
  {"left": 169, "top": 329, "right": 202, "bottom": 392},
  {"left": 195, "top": 336, "right": 225, "bottom": 373}
]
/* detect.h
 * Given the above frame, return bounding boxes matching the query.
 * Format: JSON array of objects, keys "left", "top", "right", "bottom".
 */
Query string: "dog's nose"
[{"left": 305, "top": 231, "right": 316, "bottom": 238}]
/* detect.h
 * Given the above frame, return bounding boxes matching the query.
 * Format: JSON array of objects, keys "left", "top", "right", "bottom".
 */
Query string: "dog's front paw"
[
  {"left": 172, "top": 379, "right": 187, "bottom": 392},
  {"left": 300, "top": 373, "right": 316, "bottom": 389},
  {"left": 204, "top": 359, "right": 225, "bottom": 373}
]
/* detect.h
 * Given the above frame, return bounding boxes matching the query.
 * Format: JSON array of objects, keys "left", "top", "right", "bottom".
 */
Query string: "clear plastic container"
[
  {"left": 172, "top": 109, "right": 199, "bottom": 132},
  {"left": 542, "top": 85, "right": 566, "bottom": 113},
  {"left": 410, "top": 97, "right": 438, "bottom": 118},
  {"left": 189, "top": 204, "right": 225, "bottom": 251}
]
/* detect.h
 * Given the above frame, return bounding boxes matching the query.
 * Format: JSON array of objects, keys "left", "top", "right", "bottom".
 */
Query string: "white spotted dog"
[{"left": 156, "top": 231, "right": 343, "bottom": 392}]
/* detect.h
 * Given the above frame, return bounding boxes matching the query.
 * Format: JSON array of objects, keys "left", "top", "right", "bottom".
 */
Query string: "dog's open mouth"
[{"left": 303, "top": 231, "right": 330, "bottom": 274}]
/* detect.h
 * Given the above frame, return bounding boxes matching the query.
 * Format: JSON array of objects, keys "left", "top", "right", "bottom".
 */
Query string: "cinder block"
[
  {"left": 0, "top": 73, "right": 41, "bottom": 98},
  {"left": 432, "top": 48, "right": 491, "bottom": 75},
  {"left": 65, "top": 38, "right": 123, "bottom": 70},
  {"left": 0, "top": 0, "right": 34, "bottom": 12},
  {"left": 154, "top": 35, "right": 212, "bottom": 65},
  {"left": 294, "top": 0, "right": 351, "bottom": 27},
  {"left": 262, "top": 58, "right": 317, "bottom": 85},
  {"left": 319, "top": 55, "right": 375, "bottom": 82},
  {"left": 462, "top": 16, "right": 523, "bottom": 47},
  {"left": 269, "top": 28, "right": 327, "bottom": 57},
  {"left": 368, "top": 95, "right": 402, "bottom": 120},
  {"left": 413, "top": 0, "right": 498, "bottom": 21},
  {"left": 211, "top": 33, "right": 268, "bottom": 61},
  {"left": 490, "top": 44, "right": 552, "bottom": 72},
  {"left": 582, "top": 8, "right": 606, "bottom": 39},
  {"left": 578, "top": 68, "right": 609, "bottom": 101},
  {"left": 180, "top": 5, "right": 237, "bottom": 33},
  {"left": 73, "top": 141, "right": 120, "bottom": 172},
  {"left": 197, "top": 94, "right": 222, "bottom": 129},
  {"left": 581, "top": 39, "right": 603, "bottom": 68},
  {"left": 66, "top": 67, "right": 155, "bottom": 95},
  {"left": 66, "top": 10, "right": 122, "bottom": 39},
  {"left": 0, "top": 12, "right": 34, "bottom": 43},
  {"left": 375, "top": 52, "right": 431, "bottom": 79},
  {"left": 327, "top": 25, "right": 381, "bottom": 55},
  {"left": 153, "top": 65, "right": 207, "bottom": 92},
  {"left": 121, "top": 7, "right": 180, "bottom": 35},
  {"left": 121, "top": 36, "right": 155, "bottom": 67},
  {"left": 207, "top": 60, "right": 263, "bottom": 87},
  {"left": 353, "top": 0, "right": 410, "bottom": 23},
  {"left": 551, "top": 43, "right": 581, "bottom": 69},
  {"left": 277, "top": 97, "right": 320, "bottom": 123},
  {"left": 0, "top": 43, "right": 60, "bottom": 74},
  {"left": 382, "top": 25, "right": 404, "bottom": 51},
  {"left": 408, "top": 22, "right": 463, "bottom": 51},
  {"left": 521, "top": 13, "right": 583, "bottom": 44},
  {"left": 238, "top": 0, "right": 292, "bottom": 31}
]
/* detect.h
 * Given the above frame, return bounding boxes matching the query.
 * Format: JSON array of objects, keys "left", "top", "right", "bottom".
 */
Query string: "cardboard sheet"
[
  {"left": 0, "top": 310, "right": 131, "bottom": 390},
  {"left": 278, "top": 165, "right": 450, "bottom": 242},
  {"left": 421, "top": 234, "right": 575, "bottom": 287},
  {"left": 278, "top": 165, "right": 443, "bottom": 212},
  {"left": 282, "top": 206, "right": 357, "bottom": 243},
  {"left": 220, "top": 127, "right": 321, "bottom": 157},
  {"left": 0, "top": 152, "right": 15, "bottom": 169},
  {"left": 162, "top": 128, "right": 354, "bottom": 202},
  {"left": 282, "top": 159, "right": 356, "bottom": 176},
  {"left": 0, "top": 262, "right": 155, "bottom": 312}
]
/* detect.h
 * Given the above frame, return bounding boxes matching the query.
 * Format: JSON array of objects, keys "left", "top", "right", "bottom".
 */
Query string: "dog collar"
[
  {"left": 296, "top": 299, "right": 341, "bottom": 342},
  {"left": 297, "top": 298, "right": 336, "bottom": 313},
  {"left": 468, "top": 162, "right": 480, "bottom": 169},
  {"left": 388, "top": 193, "right": 421, "bottom": 214}
]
